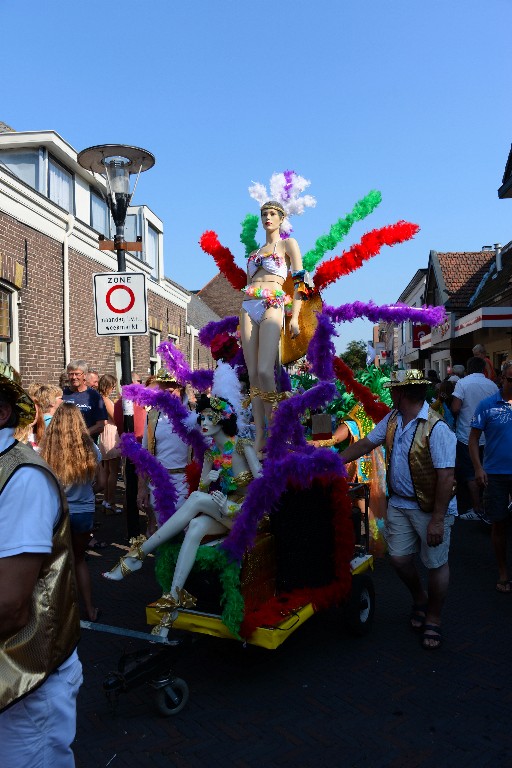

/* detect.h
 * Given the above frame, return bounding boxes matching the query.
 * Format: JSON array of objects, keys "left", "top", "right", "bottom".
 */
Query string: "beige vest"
[
  {"left": 385, "top": 407, "right": 443, "bottom": 514},
  {"left": 146, "top": 408, "right": 160, "bottom": 456},
  {"left": 0, "top": 441, "right": 80, "bottom": 712}
]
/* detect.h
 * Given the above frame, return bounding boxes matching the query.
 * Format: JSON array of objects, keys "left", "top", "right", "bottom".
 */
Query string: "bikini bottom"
[{"left": 241, "top": 299, "right": 270, "bottom": 325}]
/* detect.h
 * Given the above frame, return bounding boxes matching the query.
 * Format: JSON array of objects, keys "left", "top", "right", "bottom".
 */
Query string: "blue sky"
[{"left": 3, "top": 0, "right": 512, "bottom": 350}]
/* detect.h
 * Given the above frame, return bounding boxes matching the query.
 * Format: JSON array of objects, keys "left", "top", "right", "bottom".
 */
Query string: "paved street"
[{"left": 75, "top": 504, "right": 512, "bottom": 768}]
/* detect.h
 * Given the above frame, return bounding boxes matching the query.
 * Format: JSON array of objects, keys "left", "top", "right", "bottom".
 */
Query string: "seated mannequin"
[{"left": 103, "top": 394, "right": 261, "bottom": 615}]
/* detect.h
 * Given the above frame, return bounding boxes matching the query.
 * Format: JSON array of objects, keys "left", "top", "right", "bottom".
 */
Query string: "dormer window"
[
  {"left": 48, "top": 156, "right": 74, "bottom": 212},
  {"left": 91, "top": 189, "right": 110, "bottom": 236}
]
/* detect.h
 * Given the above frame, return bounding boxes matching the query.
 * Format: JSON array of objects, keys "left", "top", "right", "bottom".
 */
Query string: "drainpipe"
[
  {"left": 63, "top": 214, "right": 75, "bottom": 366},
  {"left": 494, "top": 243, "right": 502, "bottom": 273}
]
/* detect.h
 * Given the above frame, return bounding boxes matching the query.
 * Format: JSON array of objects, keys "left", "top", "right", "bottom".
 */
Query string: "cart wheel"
[
  {"left": 154, "top": 678, "right": 189, "bottom": 716},
  {"left": 345, "top": 573, "right": 375, "bottom": 636}
]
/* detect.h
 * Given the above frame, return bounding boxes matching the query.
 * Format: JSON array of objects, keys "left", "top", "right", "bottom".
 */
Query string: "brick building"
[{"left": 0, "top": 124, "right": 215, "bottom": 385}]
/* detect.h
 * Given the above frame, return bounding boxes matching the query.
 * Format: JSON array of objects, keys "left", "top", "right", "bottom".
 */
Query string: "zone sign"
[{"left": 93, "top": 272, "right": 148, "bottom": 336}]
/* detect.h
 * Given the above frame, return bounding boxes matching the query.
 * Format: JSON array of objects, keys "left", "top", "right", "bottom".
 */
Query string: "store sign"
[{"left": 431, "top": 313, "right": 454, "bottom": 345}]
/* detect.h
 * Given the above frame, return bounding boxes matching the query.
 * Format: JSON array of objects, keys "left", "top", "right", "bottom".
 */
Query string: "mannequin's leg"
[
  {"left": 257, "top": 310, "right": 283, "bottom": 432},
  {"left": 240, "top": 308, "right": 266, "bottom": 453},
  {"left": 170, "top": 515, "right": 227, "bottom": 598},
  {"left": 103, "top": 491, "right": 219, "bottom": 580}
]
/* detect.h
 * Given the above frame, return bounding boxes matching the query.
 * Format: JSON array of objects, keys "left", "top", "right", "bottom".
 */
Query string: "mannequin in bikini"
[
  {"left": 103, "top": 393, "right": 261, "bottom": 620},
  {"left": 241, "top": 201, "right": 305, "bottom": 457}
]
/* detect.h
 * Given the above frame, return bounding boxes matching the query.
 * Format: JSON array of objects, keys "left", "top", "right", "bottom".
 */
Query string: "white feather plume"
[
  {"left": 248, "top": 171, "right": 316, "bottom": 223},
  {"left": 211, "top": 361, "right": 243, "bottom": 418}
]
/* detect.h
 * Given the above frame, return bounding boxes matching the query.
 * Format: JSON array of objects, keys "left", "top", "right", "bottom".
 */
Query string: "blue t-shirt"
[
  {"left": 62, "top": 387, "right": 107, "bottom": 429},
  {"left": 470, "top": 391, "right": 512, "bottom": 474}
]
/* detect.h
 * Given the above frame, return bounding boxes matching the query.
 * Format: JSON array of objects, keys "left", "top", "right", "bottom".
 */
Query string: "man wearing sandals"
[
  {"left": 0, "top": 361, "right": 82, "bottom": 765},
  {"left": 340, "top": 370, "right": 456, "bottom": 650},
  {"left": 469, "top": 360, "right": 512, "bottom": 593}
]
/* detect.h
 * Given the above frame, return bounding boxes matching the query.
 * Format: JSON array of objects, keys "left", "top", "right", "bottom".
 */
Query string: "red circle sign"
[{"left": 106, "top": 285, "right": 135, "bottom": 314}]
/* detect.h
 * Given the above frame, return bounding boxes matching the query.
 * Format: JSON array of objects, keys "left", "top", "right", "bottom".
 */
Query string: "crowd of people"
[{"left": 0, "top": 342, "right": 511, "bottom": 764}]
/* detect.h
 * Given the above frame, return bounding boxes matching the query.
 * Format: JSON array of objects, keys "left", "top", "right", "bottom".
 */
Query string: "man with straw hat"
[
  {"left": 340, "top": 369, "right": 456, "bottom": 650},
  {"left": 0, "top": 361, "right": 82, "bottom": 766}
]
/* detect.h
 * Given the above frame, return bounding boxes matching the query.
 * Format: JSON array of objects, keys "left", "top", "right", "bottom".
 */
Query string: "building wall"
[
  {"left": 0, "top": 208, "right": 189, "bottom": 386},
  {"left": 1, "top": 211, "right": 65, "bottom": 383}
]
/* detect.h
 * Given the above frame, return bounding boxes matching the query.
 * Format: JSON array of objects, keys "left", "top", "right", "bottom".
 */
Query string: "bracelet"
[
  {"left": 314, "top": 437, "right": 337, "bottom": 447},
  {"left": 199, "top": 481, "right": 209, "bottom": 492}
]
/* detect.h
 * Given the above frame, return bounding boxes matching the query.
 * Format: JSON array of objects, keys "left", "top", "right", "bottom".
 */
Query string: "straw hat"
[
  {"left": 383, "top": 369, "right": 431, "bottom": 388},
  {"left": 0, "top": 359, "right": 36, "bottom": 427},
  {"left": 154, "top": 367, "right": 180, "bottom": 385}
]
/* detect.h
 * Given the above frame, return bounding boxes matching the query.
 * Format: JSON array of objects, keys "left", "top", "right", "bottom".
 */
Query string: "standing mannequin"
[
  {"left": 241, "top": 201, "right": 304, "bottom": 457},
  {"left": 103, "top": 394, "right": 261, "bottom": 611}
]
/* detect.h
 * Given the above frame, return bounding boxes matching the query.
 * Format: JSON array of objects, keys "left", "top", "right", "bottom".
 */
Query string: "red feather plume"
[
  {"left": 313, "top": 221, "right": 420, "bottom": 292},
  {"left": 199, "top": 230, "right": 247, "bottom": 291},
  {"left": 333, "top": 357, "right": 391, "bottom": 423}
]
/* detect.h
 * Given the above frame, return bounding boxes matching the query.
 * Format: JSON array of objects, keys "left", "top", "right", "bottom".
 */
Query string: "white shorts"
[
  {"left": 0, "top": 653, "right": 82, "bottom": 768},
  {"left": 385, "top": 502, "right": 454, "bottom": 569}
]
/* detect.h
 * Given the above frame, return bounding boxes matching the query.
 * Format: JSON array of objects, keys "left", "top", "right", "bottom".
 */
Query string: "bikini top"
[{"left": 247, "top": 243, "right": 288, "bottom": 280}]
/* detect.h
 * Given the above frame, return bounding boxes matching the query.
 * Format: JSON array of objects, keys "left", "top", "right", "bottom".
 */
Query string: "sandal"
[
  {"left": 422, "top": 623, "right": 442, "bottom": 650},
  {"left": 410, "top": 603, "right": 428, "bottom": 632},
  {"left": 496, "top": 580, "right": 512, "bottom": 593}
]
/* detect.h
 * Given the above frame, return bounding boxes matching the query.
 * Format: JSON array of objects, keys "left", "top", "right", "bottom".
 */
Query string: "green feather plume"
[
  {"left": 240, "top": 214, "right": 260, "bottom": 258},
  {"left": 303, "top": 190, "right": 382, "bottom": 272}
]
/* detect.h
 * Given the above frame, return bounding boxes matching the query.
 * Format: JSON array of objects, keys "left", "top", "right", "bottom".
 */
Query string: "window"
[
  {"left": 91, "top": 189, "right": 110, "bottom": 236},
  {"left": 149, "top": 330, "right": 161, "bottom": 375},
  {"left": 0, "top": 285, "right": 18, "bottom": 366},
  {"left": 146, "top": 224, "right": 159, "bottom": 279},
  {"left": 124, "top": 213, "right": 140, "bottom": 258},
  {"left": 0, "top": 149, "right": 39, "bottom": 189},
  {"left": 48, "top": 156, "right": 73, "bottom": 212}
]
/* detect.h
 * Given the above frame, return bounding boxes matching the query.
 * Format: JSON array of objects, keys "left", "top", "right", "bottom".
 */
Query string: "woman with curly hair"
[{"left": 39, "top": 402, "right": 101, "bottom": 621}]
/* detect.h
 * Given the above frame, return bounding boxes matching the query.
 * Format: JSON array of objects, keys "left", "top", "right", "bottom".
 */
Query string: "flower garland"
[
  {"left": 207, "top": 441, "right": 238, "bottom": 494},
  {"left": 122, "top": 383, "right": 208, "bottom": 464},
  {"left": 333, "top": 357, "right": 391, "bottom": 424},
  {"left": 240, "top": 214, "right": 260, "bottom": 257},
  {"left": 241, "top": 285, "right": 293, "bottom": 313},
  {"left": 313, "top": 221, "right": 420, "bottom": 291},
  {"left": 118, "top": 434, "right": 178, "bottom": 526},
  {"left": 199, "top": 231, "right": 246, "bottom": 291},
  {"left": 302, "top": 190, "right": 382, "bottom": 272},
  {"left": 157, "top": 340, "right": 214, "bottom": 391}
]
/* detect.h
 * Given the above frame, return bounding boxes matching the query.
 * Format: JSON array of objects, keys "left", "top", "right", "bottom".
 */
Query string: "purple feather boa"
[
  {"left": 157, "top": 340, "right": 214, "bottom": 392},
  {"left": 322, "top": 301, "right": 446, "bottom": 326},
  {"left": 122, "top": 384, "right": 208, "bottom": 463},
  {"left": 223, "top": 449, "right": 346, "bottom": 562},
  {"left": 265, "top": 381, "right": 338, "bottom": 461},
  {"left": 199, "top": 316, "right": 239, "bottom": 347},
  {"left": 306, "top": 313, "right": 337, "bottom": 381},
  {"left": 119, "top": 433, "right": 178, "bottom": 526},
  {"left": 221, "top": 381, "right": 341, "bottom": 561}
]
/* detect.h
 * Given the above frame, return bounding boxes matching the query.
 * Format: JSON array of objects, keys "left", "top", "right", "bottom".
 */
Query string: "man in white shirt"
[
  {"left": 451, "top": 357, "right": 498, "bottom": 521},
  {"left": 0, "top": 361, "right": 82, "bottom": 767},
  {"left": 340, "top": 369, "right": 456, "bottom": 651}
]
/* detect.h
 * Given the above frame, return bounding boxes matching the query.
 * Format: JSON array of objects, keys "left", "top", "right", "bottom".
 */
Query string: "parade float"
[
  {"left": 108, "top": 171, "right": 444, "bottom": 648},
  {"left": 100, "top": 173, "right": 445, "bottom": 713}
]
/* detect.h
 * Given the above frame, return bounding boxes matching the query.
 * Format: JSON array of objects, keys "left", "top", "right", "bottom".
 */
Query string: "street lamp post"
[
  {"left": 77, "top": 144, "right": 155, "bottom": 394},
  {"left": 78, "top": 145, "right": 155, "bottom": 536}
]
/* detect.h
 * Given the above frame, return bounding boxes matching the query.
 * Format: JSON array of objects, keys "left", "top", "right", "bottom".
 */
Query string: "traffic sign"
[{"left": 93, "top": 272, "right": 148, "bottom": 336}]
